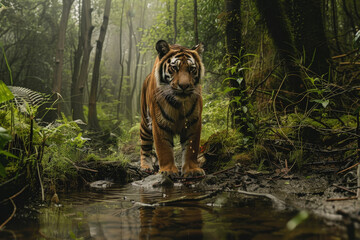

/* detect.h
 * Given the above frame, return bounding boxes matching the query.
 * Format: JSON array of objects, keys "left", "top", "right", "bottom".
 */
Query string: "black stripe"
[
  {"left": 140, "top": 134, "right": 152, "bottom": 142},
  {"left": 141, "top": 123, "right": 152, "bottom": 135},
  {"left": 159, "top": 62, "right": 168, "bottom": 84},
  {"left": 142, "top": 153, "right": 151, "bottom": 157},
  {"left": 141, "top": 144, "right": 153, "bottom": 151},
  {"left": 185, "top": 100, "right": 197, "bottom": 118},
  {"left": 164, "top": 94, "right": 181, "bottom": 109},
  {"left": 140, "top": 128, "right": 152, "bottom": 138},
  {"left": 157, "top": 122, "right": 174, "bottom": 136},
  {"left": 157, "top": 101, "right": 175, "bottom": 123},
  {"left": 194, "top": 63, "right": 201, "bottom": 84},
  {"left": 187, "top": 117, "right": 199, "bottom": 128}
]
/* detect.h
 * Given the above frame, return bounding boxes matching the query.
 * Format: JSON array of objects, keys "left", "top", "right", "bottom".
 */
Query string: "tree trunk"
[
  {"left": 286, "top": 0, "right": 331, "bottom": 76},
  {"left": 255, "top": 0, "right": 304, "bottom": 101},
  {"left": 225, "top": 0, "right": 248, "bottom": 130},
  {"left": 117, "top": 0, "right": 126, "bottom": 120},
  {"left": 72, "top": 0, "right": 93, "bottom": 122},
  {"left": 173, "top": 0, "right": 178, "bottom": 43},
  {"left": 194, "top": 0, "right": 199, "bottom": 44},
  {"left": 71, "top": 0, "right": 83, "bottom": 120},
  {"left": 88, "top": 0, "right": 111, "bottom": 131},
  {"left": 125, "top": 8, "right": 134, "bottom": 121},
  {"left": 52, "top": 0, "right": 74, "bottom": 116}
]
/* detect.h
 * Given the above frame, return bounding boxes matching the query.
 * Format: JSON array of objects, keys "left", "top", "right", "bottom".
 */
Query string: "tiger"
[{"left": 140, "top": 40, "right": 205, "bottom": 177}]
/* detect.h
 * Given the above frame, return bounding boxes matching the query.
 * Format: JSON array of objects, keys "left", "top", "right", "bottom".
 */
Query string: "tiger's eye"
[
  {"left": 190, "top": 66, "right": 197, "bottom": 73},
  {"left": 171, "top": 65, "right": 178, "bottom": 72}
]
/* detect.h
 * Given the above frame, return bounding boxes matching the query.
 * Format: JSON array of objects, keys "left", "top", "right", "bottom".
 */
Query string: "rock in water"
[
  {"left": 132, "top": 174, "right": 174, "bottom": 188},
  {"left": 89, "top": 180, "right": 114, "bottom": 189}
]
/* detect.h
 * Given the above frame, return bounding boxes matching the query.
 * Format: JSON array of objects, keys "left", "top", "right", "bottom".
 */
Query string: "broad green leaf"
[
  {"left": 0, "top": 150, "right": 18, "bottom": 159},
  {"left": 0, "top": 127, "right": 12, "bottom": 149},
  {"left": 0, "top": 80, "right": 14, "bottom": 103},
  {"left": 223, "top": 87, "right": 238, "bottom": 94},
  {"left": 312, "top": 99, "right": 329, "bottom": 108},
  {"left": 242, "top": 106, "right": 248, "bottom": 113}
]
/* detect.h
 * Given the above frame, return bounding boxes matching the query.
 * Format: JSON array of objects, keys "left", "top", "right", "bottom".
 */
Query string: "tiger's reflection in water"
[
  {"left": 78, "top": 187, "right": 204, "bottom": 240},
  {"left": 138, "top": 187, "right": 204, "bottom": 240}
]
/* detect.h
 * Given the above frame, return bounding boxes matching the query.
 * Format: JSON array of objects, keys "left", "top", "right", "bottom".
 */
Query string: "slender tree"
[
  {"left": 52, "top": 0, "right": 75, "bottom": 116},
  {"left": 224, "top": 0, "right": 251, "bottom": 131},
  {"left": 116, "top": 0, "right": 126, "bottom": 120},
  {"left": 194, "top": 0, "right": 199, "bottom": 44},
  {"left": 72, "top": 0, "right": 94, "bottom": 121},
  {"left": 124, "top": 8, "right": 134, "bottom": 121},
  {"left": 88, "top": 0, "right": 112, "bottom": 131},
  {"left": 173, "top": 0, "right": 178, "bottom": 43}
]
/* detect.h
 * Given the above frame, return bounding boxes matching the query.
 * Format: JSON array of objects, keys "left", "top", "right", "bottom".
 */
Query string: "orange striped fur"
[{"left": 140, "top": 40, "right": 205, "bottom": 177}]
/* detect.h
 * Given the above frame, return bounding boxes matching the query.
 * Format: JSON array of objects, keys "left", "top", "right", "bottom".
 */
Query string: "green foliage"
[
  {"left": 201, "top": 92, "right": 229, "bottom": 140},
  {"left": 0, "top": 80, "right": 14, "bottom": 102}
]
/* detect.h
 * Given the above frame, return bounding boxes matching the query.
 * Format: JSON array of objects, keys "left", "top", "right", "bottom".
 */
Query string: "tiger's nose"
[{"left": 179, "top": 83, "right": 190, "bottom": 90}]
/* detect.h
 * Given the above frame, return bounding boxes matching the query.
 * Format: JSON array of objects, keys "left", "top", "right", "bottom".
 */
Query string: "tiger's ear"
[
  {"left": 156, "top": 40, "right": 170, "bottom": 59},
  {"left": 192, "top": 43, "right": 204, "bottom": 55}
]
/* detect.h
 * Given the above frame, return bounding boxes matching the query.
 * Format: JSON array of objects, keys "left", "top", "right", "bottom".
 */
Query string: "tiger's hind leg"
[{"left": 140, "top": 121, "right": 155, "bottom": 173}]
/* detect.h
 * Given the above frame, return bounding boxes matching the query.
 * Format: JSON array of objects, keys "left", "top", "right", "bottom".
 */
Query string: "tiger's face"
[{"left": 155, "top": 40, "right": 204, "bottom": 101}]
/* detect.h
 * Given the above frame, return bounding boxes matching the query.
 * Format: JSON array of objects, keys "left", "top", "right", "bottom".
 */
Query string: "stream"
[{"left": 0, "top": 182, "right": 347, "bottom": 240}]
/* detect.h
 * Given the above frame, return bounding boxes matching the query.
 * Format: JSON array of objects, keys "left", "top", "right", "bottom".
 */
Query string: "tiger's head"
[{"left": 154, "top": 40, "right": 205, "bottom": 100}]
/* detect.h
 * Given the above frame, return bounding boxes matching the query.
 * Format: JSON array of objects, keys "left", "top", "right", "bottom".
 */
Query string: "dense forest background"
[{"left": 1, "top": 0, "right": 360, "bottom": 197}]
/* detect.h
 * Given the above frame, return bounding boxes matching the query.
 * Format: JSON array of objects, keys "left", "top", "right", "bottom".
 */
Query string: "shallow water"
[{"left": 0, "top": 183, "right": 347, "bottom": 240}]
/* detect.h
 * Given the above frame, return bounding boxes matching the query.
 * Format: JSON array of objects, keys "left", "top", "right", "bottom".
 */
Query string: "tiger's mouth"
[{"left": 173, "top": 88, "right": 194, "bottom": 98}]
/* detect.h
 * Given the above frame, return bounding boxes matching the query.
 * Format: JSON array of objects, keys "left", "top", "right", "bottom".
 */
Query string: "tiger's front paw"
[
  {"left": 159, "top": 166, "right": 179, "bottom": 178},
  {"left": 182, "top": 167, "right": 205, "bottom": 178},
  {"left": 141, "top": 156, "right": 155, "bottom": 173}
]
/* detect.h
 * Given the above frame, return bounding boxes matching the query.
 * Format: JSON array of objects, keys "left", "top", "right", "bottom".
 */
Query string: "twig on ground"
[
  {"left": 337, "top": 162, "right": 360, "bottom": 174},
  {"left": 212, "top": 165, "right": 238, "bottom": 175},
  {"left": 326, "top": 196, "right": 358, "bottom": 201},
  {"left": 332, "top": 184, "right": 357, "bottom": 194},
  {"left": 250, "top": 63, "right": 281, "bottom": 97}
]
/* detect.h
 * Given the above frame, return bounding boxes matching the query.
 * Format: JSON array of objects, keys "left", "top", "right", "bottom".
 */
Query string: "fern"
[{"left": 6, "top": 86, "right": 49, "bottom": 114}]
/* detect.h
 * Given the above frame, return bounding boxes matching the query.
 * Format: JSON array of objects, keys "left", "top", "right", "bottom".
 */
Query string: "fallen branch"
[
  {"left": 65, "top": 158, "right": 98, "bottom": 173},
  {"left": 156, "top": 189, "right": 221, "bottom": 205},
  {"left": 0, "top": 185, "right": 29, "bottom": 230},
  {"left": 113, "top": 189, "right": 221, "bottom": 216},
  {"left": 237, "top": 189, "right": 286, "bottom": 209},
  {"left": 332, "top": 49, "right": 359, "bottom": 59},
  {"left": 339, "top": 62, "right": 360, "bottom": 65},
  {"left": 0, "top": 199, "right": 16, "bottom": 230},
  {"left": 37, "top": 162, "right": 44, "bottom": 202}
]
